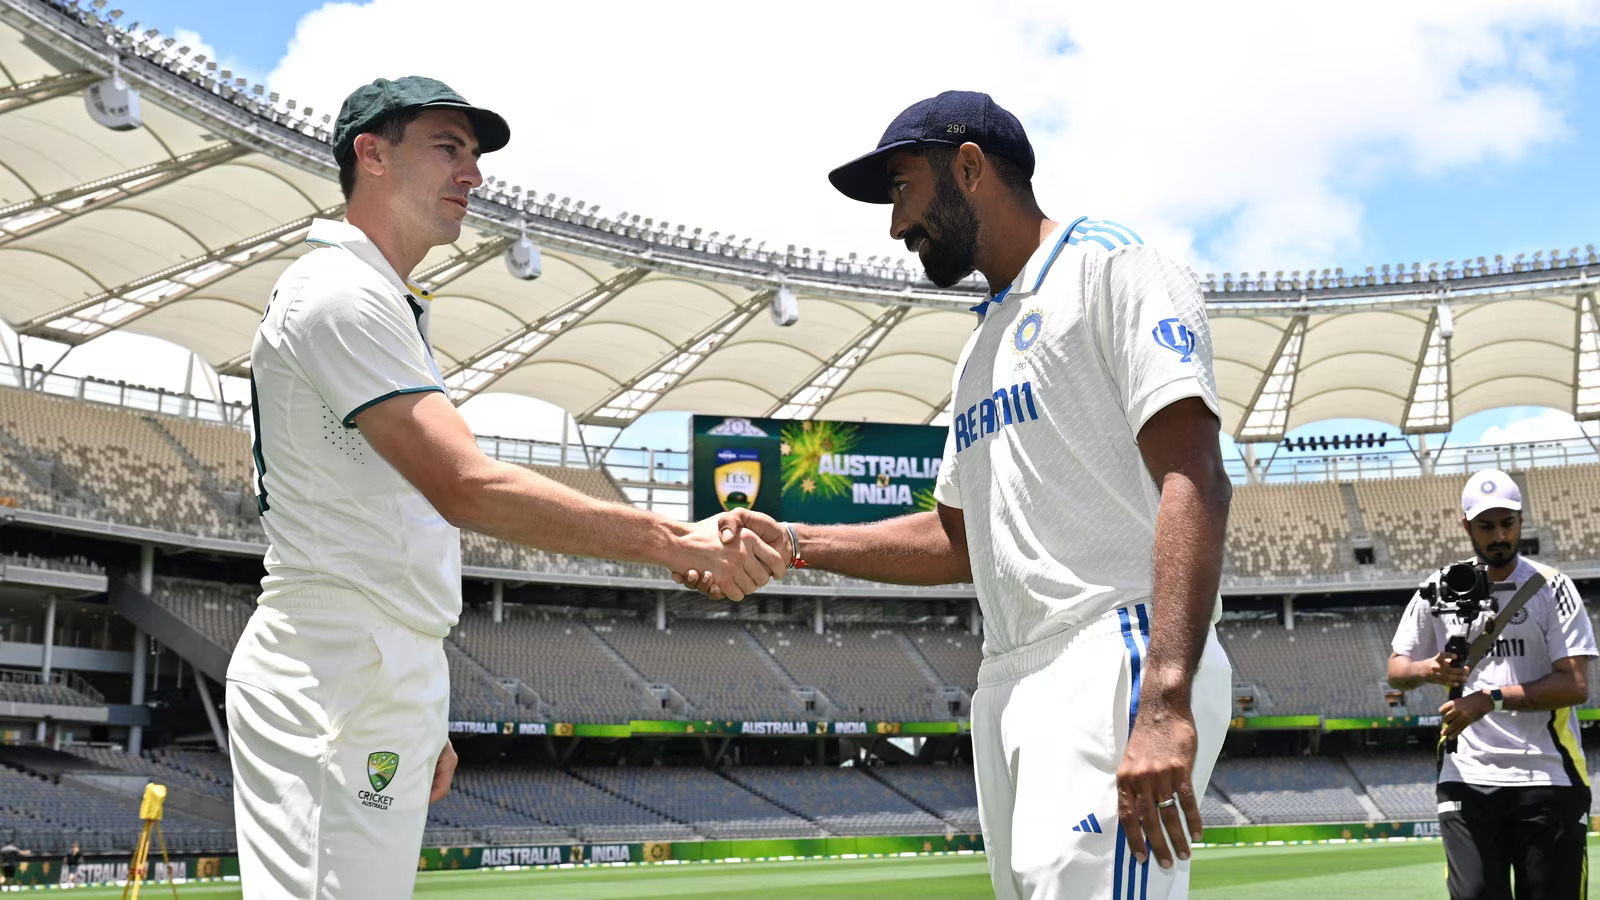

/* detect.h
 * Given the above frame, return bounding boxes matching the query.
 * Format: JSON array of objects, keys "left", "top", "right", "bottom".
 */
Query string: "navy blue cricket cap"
[
  {"left": 332, "top": 76, "right": 510, "bottom": 162},
  {"left": 828, "top": 90, "right": 1034, "bottom": 204}
]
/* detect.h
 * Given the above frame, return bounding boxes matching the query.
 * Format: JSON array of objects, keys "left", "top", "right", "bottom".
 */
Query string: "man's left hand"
[
  {"left": 429, "top": 738, "right": 458, "bottom": 804},
  {"left": 1116, "top": 708, "right": 1201, "bottom": 870},
  {"left": 1440, "top": 691, "right": 1494, "bottom": 740}
]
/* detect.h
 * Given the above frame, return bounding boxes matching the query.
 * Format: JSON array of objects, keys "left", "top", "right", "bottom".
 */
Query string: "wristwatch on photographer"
[{"left": 1487, "top": 688, "right": 1505, "bottom": 711}]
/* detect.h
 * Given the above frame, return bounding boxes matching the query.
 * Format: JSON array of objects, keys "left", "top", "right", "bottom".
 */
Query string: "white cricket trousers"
[
  {"left": 972, "top": 602, "right": 1231, "bottom": 900},
  {"left": 226, "top": 586, "right": 450, "bottom": 899}
]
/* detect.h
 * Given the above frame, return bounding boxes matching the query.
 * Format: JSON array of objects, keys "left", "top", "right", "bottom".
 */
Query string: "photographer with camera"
[{"left": 1387, "top": 468, "right": 1595, "bottom": 900}]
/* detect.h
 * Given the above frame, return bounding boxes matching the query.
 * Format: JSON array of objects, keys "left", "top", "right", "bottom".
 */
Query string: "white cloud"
[
  {"left": 256, "top": 0, "right": 1597, "bottom": 275},
  {"left": 38, "top": 0, "right": 1600, "bottom": 446},
  {"left": 1477, "top": 408, "right": 1595, "bottom": 446}
]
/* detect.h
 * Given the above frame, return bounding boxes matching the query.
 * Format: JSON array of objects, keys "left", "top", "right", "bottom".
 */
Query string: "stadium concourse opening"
[{"left": 0, "top": 0, "right": 1599, "bottom": 889}]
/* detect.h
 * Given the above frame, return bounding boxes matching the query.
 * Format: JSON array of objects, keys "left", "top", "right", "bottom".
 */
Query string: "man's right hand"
[
  {"left": 1416, "top": 651, "right": 1471, "bottom": 687},
  {"left": 673, "top": 511, "right": 788, "bottom": 601},
  {"left": 673, "top": 509, "right": 791, "bottom": 596}
]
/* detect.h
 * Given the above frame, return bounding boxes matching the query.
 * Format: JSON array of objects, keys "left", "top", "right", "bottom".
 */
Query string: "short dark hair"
[
  {"left": 911, "top": 143, "right": 1034, "bottom": 199},
  {"left": 337, "top": 107, "right": 423, "bottom": 201}
]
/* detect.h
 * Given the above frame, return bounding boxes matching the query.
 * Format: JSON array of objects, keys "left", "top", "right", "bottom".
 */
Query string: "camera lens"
[{"left": 1443, "top": 562, "right": 1479, "bottom": 594}]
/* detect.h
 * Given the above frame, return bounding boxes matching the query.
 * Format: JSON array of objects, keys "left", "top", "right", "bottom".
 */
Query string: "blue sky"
[{"left": 31, "top": 1, "right": 1600, "bottom": 455}]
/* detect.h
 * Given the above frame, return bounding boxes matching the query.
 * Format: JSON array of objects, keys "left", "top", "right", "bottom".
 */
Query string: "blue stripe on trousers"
[
  {"left": 1117, "top": 606, "right": 1153, "bottom": 898},
  {"left": 1114, "top": 823, "right": 1126, "bottom": 899}
]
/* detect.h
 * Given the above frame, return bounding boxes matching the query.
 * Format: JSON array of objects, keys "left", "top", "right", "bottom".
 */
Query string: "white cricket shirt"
[
  {"left": 934, "top": 218, "right": 1222, "bottom": 658},
  {"left": 248, "top": 218, "right": 461, "bottom": 637},
  {"left": 1392, "top": 557, "right": 1596, "bottom": 787}
]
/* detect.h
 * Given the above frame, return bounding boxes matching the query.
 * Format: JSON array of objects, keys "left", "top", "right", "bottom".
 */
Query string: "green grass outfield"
[{"left": 37, "top": 837, "right": 1596, "bottom": 898}]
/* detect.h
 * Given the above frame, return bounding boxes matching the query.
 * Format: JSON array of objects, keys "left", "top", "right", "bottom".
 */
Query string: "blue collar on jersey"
[{"left": 969, "top": 215, "right": 1088, "bottom": 320}]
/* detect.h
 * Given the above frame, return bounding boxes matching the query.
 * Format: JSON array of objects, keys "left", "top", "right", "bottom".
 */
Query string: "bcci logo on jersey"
[
  {"left": 1153, "top": 317, "right": 1195, "bottom": 363},
  {"left": 714, "top": 448, "right": 761, "bottom": 510},
  {"left": 1013, "top": 310, "right": 1044, "bottom": 354}
]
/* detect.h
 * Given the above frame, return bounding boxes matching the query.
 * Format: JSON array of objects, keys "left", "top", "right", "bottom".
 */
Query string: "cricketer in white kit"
[
  {"left": 683, "top": 91, "right": 1233, "bottom": 900},
  {"left": 231, "top": 76, "right": 785, "bottom": 900}
]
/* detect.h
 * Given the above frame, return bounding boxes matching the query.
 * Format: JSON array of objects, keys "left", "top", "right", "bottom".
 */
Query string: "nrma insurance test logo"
[{"left": 714, "top": 448, "right": 761, "bottom": 511}]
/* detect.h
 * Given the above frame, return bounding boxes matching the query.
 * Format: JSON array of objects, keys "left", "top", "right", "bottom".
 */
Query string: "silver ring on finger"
[{"left": 1157, "top": 796, "right": 1178, "bottom": 809}]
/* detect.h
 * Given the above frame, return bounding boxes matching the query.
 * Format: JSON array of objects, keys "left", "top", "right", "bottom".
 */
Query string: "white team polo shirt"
[
  {"left": 934, "top": 217, "right": 1221, "bottom": 658},
  {"left": 1392, "top": 557, "right": 1596, "bottom": 787},
  {"left": 248, "top": 218, "right": 461, "bottom": 637}
]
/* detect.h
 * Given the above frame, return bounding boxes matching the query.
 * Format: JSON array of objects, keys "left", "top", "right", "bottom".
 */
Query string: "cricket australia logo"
[
  {"left": 1152, "top": 317, "right": 1195, "bottom": 363},
  {"left": 367, "top": 751, "right": 399, "bottom": 792}
]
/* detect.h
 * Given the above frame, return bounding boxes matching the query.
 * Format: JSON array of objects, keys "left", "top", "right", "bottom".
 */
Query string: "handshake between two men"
[{"left": 673, "top": 509, "right": 791, "bottom": 600}]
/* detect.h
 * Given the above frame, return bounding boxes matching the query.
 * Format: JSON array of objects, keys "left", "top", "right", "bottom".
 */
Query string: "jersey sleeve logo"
[{"left": 1152, "top": 317, "right": 1195, "bottom": 362}]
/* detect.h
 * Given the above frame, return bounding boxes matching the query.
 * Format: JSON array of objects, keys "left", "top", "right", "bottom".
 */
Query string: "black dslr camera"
[{"left": 1421, "top": 560, "right": 1509, "bottom": 753}]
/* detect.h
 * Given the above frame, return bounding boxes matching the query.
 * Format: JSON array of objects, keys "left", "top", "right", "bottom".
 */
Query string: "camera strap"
[{"left": 1460, "top": 560, "right": 1554, "bottom": 669}]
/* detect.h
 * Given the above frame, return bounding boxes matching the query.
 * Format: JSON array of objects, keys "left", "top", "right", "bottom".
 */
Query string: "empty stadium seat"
[
  {"left": 1224, "top": 481, "right": 1349, "bottom": 576},
  {"left": 722, "top": 767, "right": 946, "bottom": 836},
  {"left": 903, "top": 625, "right": 981, "bottom": 692},
  {"left": 598, "top": 619, "right": 799, "bottom": 720},
  {"left": 1210, "top": 757, "right": 1369, "bottom": 824},
  {"left": 1344, "top": 753, "right": 1437, "bottom": 822},
  {"left": 1526, "top": 463, "right": 1600, "bottom": 562},
  {"left": 451, "top": 609, "right": 653, "bottom": 723},
  {"left": 1217, "top": 609, "right": 1403, "bottom": 717},
  {"left": 577, "top": 767, "right": 822, "bottom": 838},
  {"left": 748, "top": 623, "right": 944, "bottom": 720},
  {"left": 1353, "top": 475, "right": 1471, "bottom": 575}
]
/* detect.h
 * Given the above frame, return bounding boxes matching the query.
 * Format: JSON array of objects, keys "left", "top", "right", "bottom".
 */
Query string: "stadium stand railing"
[
  {"left": 5, "top": 371, "right": 1599, "bottom": 592},
  {"left": 0, "top": 668, "right": 104, "bottom": 707}
]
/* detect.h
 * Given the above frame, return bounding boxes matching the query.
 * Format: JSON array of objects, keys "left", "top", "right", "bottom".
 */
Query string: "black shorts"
[
  {"left": 1, "top": 863, "right": 13, "bottom": 878},
  {"left": 1438, "top": 780, "right": 1590, "bottom": 900}
]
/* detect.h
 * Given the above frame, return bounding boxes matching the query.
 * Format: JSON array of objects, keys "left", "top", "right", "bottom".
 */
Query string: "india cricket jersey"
[
  {"left": 934, "top": 217, "right": 1221, "bottom": 657},
  {"left": 248, "top": 218, "right": 461, "bottom": 637},
  {"left": 1393, "top": 558, "right": 1596, "bottom": 787}
]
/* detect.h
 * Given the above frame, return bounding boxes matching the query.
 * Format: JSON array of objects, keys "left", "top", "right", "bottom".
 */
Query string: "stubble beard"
[{"left": 918, "top": 168, "right": 981, "bottom": 289}]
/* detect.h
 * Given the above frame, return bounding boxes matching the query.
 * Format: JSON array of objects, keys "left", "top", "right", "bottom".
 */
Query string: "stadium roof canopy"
[{"left": 1, "top": 0, "right": 1597, "bottom": 441}]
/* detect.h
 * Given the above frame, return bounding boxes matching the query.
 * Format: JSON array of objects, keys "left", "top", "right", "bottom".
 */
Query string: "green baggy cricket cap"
[{"left": 332, "top": 75, "right": 510, "bottom": 161}]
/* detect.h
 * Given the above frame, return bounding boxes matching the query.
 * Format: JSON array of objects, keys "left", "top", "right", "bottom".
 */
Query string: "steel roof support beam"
[
  {"left": 19, "top": 204, "right": 345, "bottom": 343},
  {"left": 220, "top": 239, "right": 501, "bottom": 379},
  {"left": 1234, "top": 315, "right": 1307, "bottom": 443},
  {"left": 0, "top": 144, "right": 248, "bottom": 246},
  {"left": 1401, "top": 306, "right": 1452, "bottom": 434},
  {"left": 581, "top": 289, "right": 773, "bottom": 426},
  {"left": 767, "top": 305, "right": 909, "bottom": 419},
  {"left": 923, "top": 393, "right": 953, "bottom": 426},
  {"left": 443, "top": 268, "right": 648, "bottom": 402},
  {"left": 0, "top": 70, "right": 100, "bottom": 115},
  {"left": 414, "top": 236, "right": 514, "bottom": 293},
  {"left": 1576, "top": 292, "right": 1600, "bottom": 420}
]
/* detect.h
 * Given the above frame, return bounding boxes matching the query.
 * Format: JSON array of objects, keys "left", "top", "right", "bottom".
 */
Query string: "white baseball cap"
[{"left": 1461, "top": 468, "right": 1521, "bottom": 521}]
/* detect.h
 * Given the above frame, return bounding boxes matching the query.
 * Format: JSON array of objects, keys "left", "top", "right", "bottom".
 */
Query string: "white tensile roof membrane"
[{"left": 2, "top": 1, "right": 1596, "bottom": 439}]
